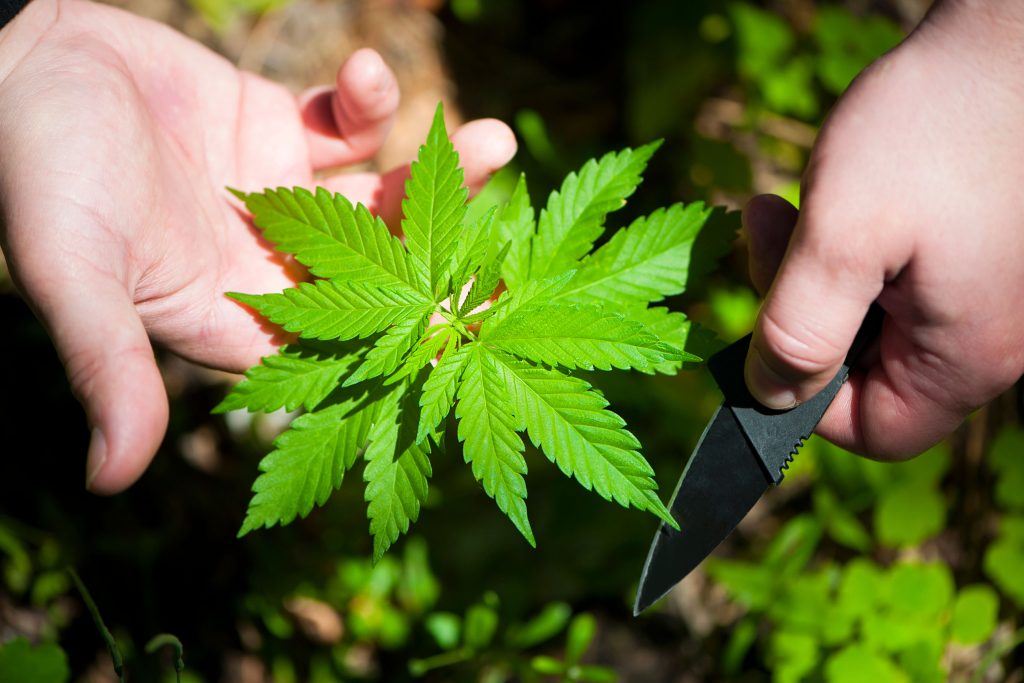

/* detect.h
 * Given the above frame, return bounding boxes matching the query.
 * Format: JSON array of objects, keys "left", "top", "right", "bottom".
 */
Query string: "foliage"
[{"left": 222, "top": 102, "right": 739, "bottom": 560}]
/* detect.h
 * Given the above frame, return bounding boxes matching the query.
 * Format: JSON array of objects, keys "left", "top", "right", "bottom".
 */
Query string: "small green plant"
[{"left": 220, "top": 103, "right": 735, "bottom": 559}]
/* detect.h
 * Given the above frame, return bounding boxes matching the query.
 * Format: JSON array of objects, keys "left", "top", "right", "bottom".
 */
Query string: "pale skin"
[
  {"left": 744, "top": 0, "right": 1024, "bottom": 459},
  {"left": 0, "top": 0, "right": 516, "bottom": 493}
]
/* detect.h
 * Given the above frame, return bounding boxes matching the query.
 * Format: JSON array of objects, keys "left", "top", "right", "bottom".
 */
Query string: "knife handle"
[{"left": 708, "top": 303, "right": 884, "bottom": 483}]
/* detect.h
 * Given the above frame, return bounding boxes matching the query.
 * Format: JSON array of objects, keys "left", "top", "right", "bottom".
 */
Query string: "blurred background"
[{"left": 3, "top": 0, "right": 1023, "bottom": 681}]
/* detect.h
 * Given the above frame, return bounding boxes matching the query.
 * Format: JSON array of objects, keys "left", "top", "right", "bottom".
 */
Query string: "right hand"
[{"left": 743, "top": 0, "right": 1024, "bottom": 459}]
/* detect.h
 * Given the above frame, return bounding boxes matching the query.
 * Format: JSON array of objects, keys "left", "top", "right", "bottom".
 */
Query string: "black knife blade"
[{"left": 633, "top": 305, "right": 883, "bottom": 615}]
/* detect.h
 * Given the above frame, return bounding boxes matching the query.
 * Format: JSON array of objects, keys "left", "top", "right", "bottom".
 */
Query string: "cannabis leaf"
[{"left": 221, "top": 102, "right": 737, "bottom": 559}]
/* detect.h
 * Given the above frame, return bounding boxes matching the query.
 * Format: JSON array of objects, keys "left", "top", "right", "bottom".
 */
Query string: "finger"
[
  {"left": 319, "top": 118, "right": 517, "bottom": 228},
  {"left": 22, "top": 271, "right": 168, "bottom": 494},
  {"left": 816, "top": 335, "right": 965, "bottom": 460},
  {"left": 299, "top": 48, "right": 400, "bottom": 171},
  {"left": 744, "top": 208, "right": 885, "bottom": 410},
  {"left": 744, "top": 194, "right": 799, "bottom": 296}
]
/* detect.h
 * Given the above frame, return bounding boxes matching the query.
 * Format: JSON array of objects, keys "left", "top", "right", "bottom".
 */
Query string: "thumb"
[
  {"left": 23, "top": 271, "right": 168, "bottom": 493},
  {"left": 744, "top": 206, "right": 882, "bottom": 410}
]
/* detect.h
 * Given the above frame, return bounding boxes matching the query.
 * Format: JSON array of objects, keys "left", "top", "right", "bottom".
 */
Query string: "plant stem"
[
  {"left": 971, "top": 626, "right": 1024, "bottom": 683},
  {"left": 67, "top": 568, "right": 125, "bottom": 683},
  {"left": 146, "top": 633, "right": 185, "bottom": 683}
]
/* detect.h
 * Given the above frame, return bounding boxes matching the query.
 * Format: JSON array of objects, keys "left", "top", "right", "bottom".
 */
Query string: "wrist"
[{"left": 0, "top": 0, "right": 58, "bottom": 84}]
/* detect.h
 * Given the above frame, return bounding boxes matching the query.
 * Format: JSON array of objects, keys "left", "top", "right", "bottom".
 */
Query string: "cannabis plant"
[{"left": 218, "top": 104, "right": 732, "bottom": 559}]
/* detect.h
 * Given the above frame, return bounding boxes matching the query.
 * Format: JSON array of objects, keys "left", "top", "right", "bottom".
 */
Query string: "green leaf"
[
  {"left": 951, "top": 585, "right": 999, "bottom": 645},
  {"left": 984, "top": 515, "right": 1024, "bottom": 608},
  {"left": 425, "top": 612, "right": 462, "bottom": 650},
  {"left": 489, "top": 350, "right": 675, "bottom": 527},
  {"left": 390, "top": 327, "right": 452, "bottom": 385},
  {"left": 483, "top": 303, "right": 686, "bottom": 372},
  {"left": 530, "top": 142, "right": 660, "bottom": 279},
  {"left": 463, "top": 595, "right": 500, "bottom": 650},
  {"left": 214, "top": 343, "right": 360, "bottom": 413},
  {"left": 874, "top": 482, "right": 945, "bottom": 547},
  {"left": 417, "top": 342, "right": 471, "bottom": 443},
  {"left": 344, "top": 313, "right": 428, "bottom": 387},
  {"left": 505, "top": 602, "right": 572, "bottom": 649},
  {"left": 459, "top": 242, "right": 510, "bottom": 316},
  {"left": 230, "top": 281, "right": 431, "bottom": 342},
  {"left": 401, "top": 103, "right": 468, "bottom": 298},
  {"left": 813, "top": 487, "right": 872, "bottom": 552},
  {"left": 451, "top": 207, "right": 496, "bottom": 294},
  {"left": 239, "top": 395, "right": 378, "bottom": 535},
  {"left": 363, "top": 381, "right": 433, "bottom": 562},
  {"left": 232, "top": 186, "right": 420, "bottom": 292},
  {"left": 0, "top": 638, "right": 69, "bottom": 683},
  {"left": 553, "top": 202, "right": 711, "bottom": 305},
  {"left": 769, "top": 631, "right": 819, "bottom": 683},
  {"left": 705, "top": 559, "right": 775, "bottom": 610},
  {"left": 626, "top": 306, "right": 711, "bottom": 374},
  {"left": 886, "top": 562, "right": 954, "bottom": 620},
  {"left": 494, "top": 173, "right": 535, "bottom": 292},
  {"left": 989, "top": 428, "right": 1024, "bottom": 510},
  {"left": 480, "top": 271, "right": 576, "bottom": 334},
  {"left": 825, "top": 645, "right": 908, "bottom": 683},
  {"left": 456, "top": 345, "right": 534, "bottom": 546},
  {"left": 565, "top": 613, "right": 597, "bottom": 664}
]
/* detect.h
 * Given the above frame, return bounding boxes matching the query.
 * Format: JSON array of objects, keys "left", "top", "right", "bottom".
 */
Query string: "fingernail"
[
  {"left": 745, "top": 346, "right": 799, "bottom": 410},
  {"left": 86, "top": 428, "right": 107, "bottom": 491}
]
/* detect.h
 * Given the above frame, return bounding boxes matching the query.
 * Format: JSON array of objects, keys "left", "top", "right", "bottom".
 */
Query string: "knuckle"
[{"left": 757, "top": 308, "right": 846, "bottom": 379}]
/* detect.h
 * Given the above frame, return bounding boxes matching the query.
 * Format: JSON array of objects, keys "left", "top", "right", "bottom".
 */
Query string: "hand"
[
  {"left": 743, "top": 0, "right": 1024, "bottom": 459},
  {"left": 0, "top": 0, "right": 516, "bottom": 493}
]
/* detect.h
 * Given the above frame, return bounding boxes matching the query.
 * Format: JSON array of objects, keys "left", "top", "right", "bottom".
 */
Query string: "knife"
[{"left": 633, "top": 304, "right": 884, "bottom": 615}]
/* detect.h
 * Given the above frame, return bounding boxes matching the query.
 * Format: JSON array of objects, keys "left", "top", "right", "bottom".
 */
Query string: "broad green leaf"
[
  {"left": 214, "top": 343, "right": 360, "bottom": 413},
  {"left": 459, "top": 242, "right": 510, "bottom": 316},
  {"left": 344, "top": 313, "right": 428, "bottom": 387},
  {"left": 951, "top": 585, "right": 998, "bottom": 645},
  {"left": 230, "top": 281, "right": 432, "bottom": 341},
  {"left": 769, "top": 631, "right": 819, "bottom": 683},
  {"left": 836, "top": 558, "right": 884, "bottom": 619},
  {"left": 494, "top": 174, "right": 535, "bottom": 291},
  {"left": 984, "top": 515, "right": 1024, "bottom": 608},
  {"left": 530, "top": 142, "right": 660, "bottom": 279},
  {"left": 989, "top": 428, "right": 1024, "bottom": 510},
  {"left": 231, "top": 186, "right": 420, "bottom": 291},
  {"left": 417, "top": 342, "right": 470, "bottom": 443},
  {"left": 239, "top": 396, "right": 377, "bottom": 535},
  {"left": 489, "top": 350, "right": 675, "bottom": 527},
  {"left": 0, "top": 638, "right": 69, "bottom": 683},
  {"left": 705, "top": 558, "right": 775, "bottom": 610},
  {"left": 813, "top": 487, "right": 872, "bottom": 552},
  {"left": 456, "top": 345, "right": 534, "bottom": 545},
  {"left": 825, "top": 645, "right": 908, "bottom": 683},
  {"left": 484, "top": 303, "right": 686, "bottom": 372},
  {"left": 874, "top": 482, "right": 945, "bottom": 547},
  {"left": 363, "top": 381, "right": 432, "bottom": 562},
  {"left": 480, "top": 271, "right": 576, "bottom": 334},
  {"left": 401, "top": 104, "right": 468, "bottom": 298},
  {"left": 887, "top": 563, "right": 954, "bottom": 620},
  {"left": 389, "top": 327, "right": 452, "bottom": 385},
  {"left": 451, "top": 207, "right": 496, "bottom": 294},
  {"left": 553, "top": 202, "right": 711, "bottom": 305}
]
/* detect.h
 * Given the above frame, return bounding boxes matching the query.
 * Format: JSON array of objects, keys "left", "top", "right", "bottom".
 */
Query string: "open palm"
[{"left": 0, "top": 0, "right": 515, "bottom": 492}]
